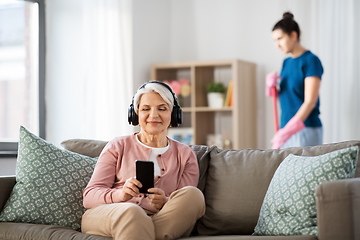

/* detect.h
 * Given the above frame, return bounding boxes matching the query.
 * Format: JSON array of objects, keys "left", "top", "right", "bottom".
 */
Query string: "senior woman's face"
[{"left": 138, "top": 92, "right": 172, "bottom": 136}]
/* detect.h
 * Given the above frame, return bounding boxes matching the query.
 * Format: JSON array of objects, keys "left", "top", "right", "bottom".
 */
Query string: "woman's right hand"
[
  {"left": 118, "top": 177, "right": 142, "bottom": 202},
  {"left": 265, "top": 71, "right": 280, "bottom": 97}
]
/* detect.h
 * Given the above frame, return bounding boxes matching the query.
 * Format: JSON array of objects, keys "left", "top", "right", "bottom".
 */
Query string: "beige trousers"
[{"left": 81, "top": 186, "right": 205, "bottom": 240}]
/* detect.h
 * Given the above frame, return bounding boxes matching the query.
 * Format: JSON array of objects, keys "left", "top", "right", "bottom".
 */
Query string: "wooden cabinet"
[{"left": 150, "top": 59, "right": 257, "bottom": 149}]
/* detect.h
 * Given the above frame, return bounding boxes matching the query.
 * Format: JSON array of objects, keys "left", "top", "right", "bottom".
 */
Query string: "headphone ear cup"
[
  {"left": 128, "top": 105, "right": 139, "bottom": 126},
  {"left": 132, "top": 113, "right": 139, "bottom": 126},
  {"left": 171, "top": 110, "right": 177, "bottom": 127},
  {"left": 128, "top": 106, "right": 132, "bottom": 125},
  {"left": 132, "top": 109, "right": 139, "bottom": 126},
  {"left": 177, "top": 107, "right": 183, "bottom": 125},
  {"left": 171, "top": 106, "right": 183, "bottom": 127}
]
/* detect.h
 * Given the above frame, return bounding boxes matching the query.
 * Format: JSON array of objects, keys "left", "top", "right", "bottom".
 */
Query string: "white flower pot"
[{"left": 207, "top": 92, "right": 224, "bottom": 108}]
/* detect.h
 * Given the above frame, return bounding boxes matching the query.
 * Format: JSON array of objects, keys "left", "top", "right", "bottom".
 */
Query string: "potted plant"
[{"left": 206, "top": 81, "right": 226, "bottom": 108}]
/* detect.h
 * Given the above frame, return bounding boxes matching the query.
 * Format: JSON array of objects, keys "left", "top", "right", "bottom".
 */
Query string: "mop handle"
[{"left": 271, "top": 86, "right": 279, "bottom": 132}]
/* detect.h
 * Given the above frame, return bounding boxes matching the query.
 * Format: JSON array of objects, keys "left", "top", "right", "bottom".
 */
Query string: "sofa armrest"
[
  {"left": 0, "top": 175, "right": 16, "bottom": 212},
  {"left": 316, "top": 178, "right": 360, "bottom": 240}
]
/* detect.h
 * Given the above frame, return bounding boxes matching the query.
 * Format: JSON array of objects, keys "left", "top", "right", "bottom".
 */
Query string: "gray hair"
[{"left": 133, "top": 82, "right": 174, "bottom": 114}]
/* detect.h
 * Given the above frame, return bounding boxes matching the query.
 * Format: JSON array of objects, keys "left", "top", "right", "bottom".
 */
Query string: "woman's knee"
[
  {"left": 172, "top": 186, "right": 204, "bottom": 200},
  {"left": 170, "top": 186, "right": 205, "bottom": 213},
  {"left": 186, "top": 187, "right": 205, "bottom": 212},
  {"left": 154, "top": 187, "right": 205, "bottom": 239},
  {"left": 112, "top": 203, "right": 149, "bottom": 222},
  {"left": 111, "top": 203, "right": 155, "bottom": 238},
  {"left": 82, "top": 203, "right": 147, "bottom": 237}
]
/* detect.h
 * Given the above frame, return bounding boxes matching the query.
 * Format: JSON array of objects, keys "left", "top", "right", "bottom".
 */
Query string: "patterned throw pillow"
[
  {"left": 0, "top": 126, "right": 97, "bottom": 231},
  {"left": 253, "top": 146, "right": 359, "bottom": 236}
]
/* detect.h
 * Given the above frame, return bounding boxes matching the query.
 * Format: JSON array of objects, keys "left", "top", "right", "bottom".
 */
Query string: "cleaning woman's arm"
[
  {"left": 295, "top": 76, "right": 321, "bottom": 121},
  {"left": 271, "top": 76, "right": 321, "bottom": 149}
]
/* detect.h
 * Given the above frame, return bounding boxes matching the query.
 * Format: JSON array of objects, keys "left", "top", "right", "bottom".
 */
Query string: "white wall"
[{"left": 132, "top": 0, "right": 171, "bottom": 87}]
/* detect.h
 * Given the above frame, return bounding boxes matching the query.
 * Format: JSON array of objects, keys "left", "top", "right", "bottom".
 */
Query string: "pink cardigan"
[{"left": 83, "top": 133, "right": 199, "bottom": 213}]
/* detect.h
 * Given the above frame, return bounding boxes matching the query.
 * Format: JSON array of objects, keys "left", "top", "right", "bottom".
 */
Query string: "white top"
[{"left": 136, "top": 134, "right": 170, "bottom": 176}]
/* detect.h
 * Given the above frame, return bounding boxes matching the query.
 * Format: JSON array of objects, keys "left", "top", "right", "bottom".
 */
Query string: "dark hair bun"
[{"left": 283, "top": 12, "right": 294, "bottom": 20}]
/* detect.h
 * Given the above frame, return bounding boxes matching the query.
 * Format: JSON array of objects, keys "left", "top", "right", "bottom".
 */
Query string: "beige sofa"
[{"left": 1, "top": 139, "right": 360, "bottom": 240}]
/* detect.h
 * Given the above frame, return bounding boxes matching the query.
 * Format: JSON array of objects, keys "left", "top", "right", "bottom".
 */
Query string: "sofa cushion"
[
  {"left": 182, "top": 235, "right": 317, "bottom": 240},
  {"left": 0, "top": 126, "right": 97, "bottom": 231},
  {"left": 0, "top": 222, "right": 112, "bottom": 240},
  {"left": 0, "top": 176, "right": 16, "bottom": 213},
  {"left": 61, "top": 139, "right": 108, "bottom": 158},
  {"left": 253, "top": 147, "right": 358, "bottom": 236},
  {"left": 190, "top": 145, "right": 215, "bottom": 193},
  {"left": 196, "top": 140, "right": 360, "bottom": 236}
]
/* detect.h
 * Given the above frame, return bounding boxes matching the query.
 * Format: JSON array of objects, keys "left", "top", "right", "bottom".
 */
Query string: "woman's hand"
[
  {"left": 146, "top": 188, "right": 166, "bottom": 211},
  {"left": 271, "top": 116, "right": 305, "bottom": 149},
  {"left": 118, "top": 177, "right": 142, "bottom": 202},
  {"left": 265, "top": 71, "right": 281, "bottom": 97}
]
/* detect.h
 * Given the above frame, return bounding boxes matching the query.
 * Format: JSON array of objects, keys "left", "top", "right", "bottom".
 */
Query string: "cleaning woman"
[{"left": 266, "top": 12, "right": 324, "bottom": 149}]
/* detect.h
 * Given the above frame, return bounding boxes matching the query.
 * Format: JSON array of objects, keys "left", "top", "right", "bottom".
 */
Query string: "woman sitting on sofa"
[{"left": 81, "top": 81, "right": 205, "bottom": 240}]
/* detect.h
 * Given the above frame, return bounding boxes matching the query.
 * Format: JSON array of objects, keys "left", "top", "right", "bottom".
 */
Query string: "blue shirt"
[{"left": 279, "top": 51, "right": 324, "bottom": 128}]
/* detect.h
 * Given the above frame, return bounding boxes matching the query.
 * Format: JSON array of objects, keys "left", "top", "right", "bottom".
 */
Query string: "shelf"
[
  {"left": 151, "top": 59, "right": 257, "bottom": 149},
  {"left": 182, "top": 107, "right": 233, "bottom": 113}
]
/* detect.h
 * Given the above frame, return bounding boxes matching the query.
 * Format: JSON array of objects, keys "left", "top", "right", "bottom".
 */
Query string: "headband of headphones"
[{"left": 128, "top": 81, "right": 183, "bottom": 127}]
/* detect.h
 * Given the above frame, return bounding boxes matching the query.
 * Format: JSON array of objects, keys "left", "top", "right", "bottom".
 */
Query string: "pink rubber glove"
[
  {"left": 271, "top": 116, "right": 305, "bottom": 149},
  {"left": 265, "top": 71, "right": 281, "bottom": 97}
]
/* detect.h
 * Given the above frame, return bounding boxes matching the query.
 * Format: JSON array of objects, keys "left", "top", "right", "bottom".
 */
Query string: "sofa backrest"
[
  {"left": 190, "top": 140, "right": 360, "bottom": 236},
  {"left": 0, "top": 175, "right": 16, "bottom": 213}
]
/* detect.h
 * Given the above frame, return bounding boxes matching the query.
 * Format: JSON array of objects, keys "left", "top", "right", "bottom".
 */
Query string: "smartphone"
[{"left": 136, "top": 160, "right": 154, "bottom": 193}]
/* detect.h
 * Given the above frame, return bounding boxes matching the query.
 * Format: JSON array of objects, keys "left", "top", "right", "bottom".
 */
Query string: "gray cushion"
[
  {"left": 0, "top": 222, "right": 112, "bottom": 240},
  {"left": 181, "top": 235, "right": 317, "bottom": 240},
  {"left": 0, "top": 176, "right": 16, "bottom": 213},
  {"left": 196, "top": 141, "right": 360, "bottom": 236},
  {"left": 61, "top": 139, "right": 108, "bottom": 158},
  {"left": 190, "top": 145, "right": 216, "bottom": 192}
]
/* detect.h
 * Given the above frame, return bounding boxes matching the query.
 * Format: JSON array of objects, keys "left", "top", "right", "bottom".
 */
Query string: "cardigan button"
[{"left": 158, "top": 154, "right": 161, "bottom": 157}]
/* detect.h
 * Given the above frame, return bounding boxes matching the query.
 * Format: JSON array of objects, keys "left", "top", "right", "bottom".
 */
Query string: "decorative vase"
[{"left": 207, "top": 92, "right": 224, "bottom": 108}]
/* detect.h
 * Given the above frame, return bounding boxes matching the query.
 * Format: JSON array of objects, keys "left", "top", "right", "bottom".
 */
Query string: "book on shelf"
[
  {"left": 167, "top": 128, "right": 193, "bottom": 145},
  {"left": 224, "top": 80, "right": 233, "bottom": 107}
]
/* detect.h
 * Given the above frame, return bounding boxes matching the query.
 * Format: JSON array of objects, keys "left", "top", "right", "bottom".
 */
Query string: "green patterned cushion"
[
  {"left": 253, "top": 146, "right": 359, "bottom": 236},
  {"left": 0, "top": 126, "right": 97, "bottom": 231}
]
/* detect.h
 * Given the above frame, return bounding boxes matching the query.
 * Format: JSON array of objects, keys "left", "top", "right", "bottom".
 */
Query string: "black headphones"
[{"left": 128, "top": 81, "right": 183, "bottom": 127}]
